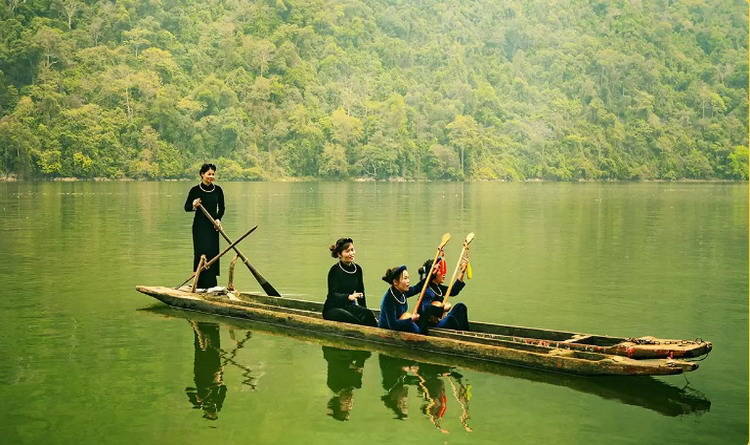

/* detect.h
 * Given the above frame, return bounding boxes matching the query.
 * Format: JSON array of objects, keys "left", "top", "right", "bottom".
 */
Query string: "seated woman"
[
  {"left": 378, "top": 265, "right": 421, "bottom": 333},
  {"left": 417, "top": 258, "right": 470, "bottom": 332},
  {"left": 322, "top": 238, "right": 378, "bottom": 327}
]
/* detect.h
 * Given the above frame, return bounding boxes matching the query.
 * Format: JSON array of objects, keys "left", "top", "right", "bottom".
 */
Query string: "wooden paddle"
[
  {"left": 177, "top": 225, "right": 258, "bottom": 289},
  {"left": 413, "top": 233, "right": 451, "bottom": 316},
  {"left": 442, "top": 232, "right": 475, "bottom": 310},
  {"left": 197, "top": 203, "right": 281, "bottom": 297}
]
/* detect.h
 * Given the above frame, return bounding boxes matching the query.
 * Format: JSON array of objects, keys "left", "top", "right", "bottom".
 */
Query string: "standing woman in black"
[
  {"left": 323, "top": 238, "right": 378, "bottom": 327},
  {"left": 184, "top": 163, "right": 225, "bottom": 290}
]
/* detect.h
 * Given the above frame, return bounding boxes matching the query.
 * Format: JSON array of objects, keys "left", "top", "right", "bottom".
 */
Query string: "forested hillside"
[{"left": 0, "top": 0, "right": 747, "bottom": 180}]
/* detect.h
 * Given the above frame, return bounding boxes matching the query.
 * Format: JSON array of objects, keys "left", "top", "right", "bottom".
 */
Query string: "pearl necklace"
[
  {"left": 389, "top": 287, "right": 406, "bottom": 305},
  {"left": 429, "top": 284, "right": 443, "bottom": 297},
  {"left": 199, "top": 182, "right": 215, "bottom": 192},
  {"left": 338, "top": 261, "right": 357, "bottom": 274}
]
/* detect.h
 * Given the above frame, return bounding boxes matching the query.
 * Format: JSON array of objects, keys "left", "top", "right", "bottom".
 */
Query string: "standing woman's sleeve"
[
  {"left": 184, "top": 187, "right": 196, "bottom": 212},
  {"left": 217, "top": 187, "right": 225, "bottom": 219}
]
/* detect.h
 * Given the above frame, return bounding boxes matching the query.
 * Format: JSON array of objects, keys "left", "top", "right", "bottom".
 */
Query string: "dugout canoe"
[
  {"left": 138, "top": 286, "right": 710, "bottom": 359},
  {"left": 135, "top": 285, "right": 707, "bottom": 376}
]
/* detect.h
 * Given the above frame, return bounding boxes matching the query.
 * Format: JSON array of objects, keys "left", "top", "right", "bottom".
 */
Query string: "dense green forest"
[{"left": 0, "top": 0, "right": 747, "bottom": 180}]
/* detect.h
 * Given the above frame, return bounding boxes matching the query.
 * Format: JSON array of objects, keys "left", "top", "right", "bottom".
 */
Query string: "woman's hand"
[
  {"left": 348, "top": 292, "right": 363, "bottom": 301},
  {"left": 443, "top": 302, "right": 452, "bottom": 312},
  {"left": 192, "top": 198, "right": 202, "bottom": 209},
  {"left": 458, "top": 258, "right": 469, "bottom": 279},
  {"left": 411, "top": 312, "right": 420, "bottom": 321},
  {"left": 215, "top": 219, "right": 223, "bottom": 231}
]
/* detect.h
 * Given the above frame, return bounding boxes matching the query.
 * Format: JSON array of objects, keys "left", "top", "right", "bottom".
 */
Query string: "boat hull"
[{"left": 135, "top": 286, "right": 701, "bottom": 377}]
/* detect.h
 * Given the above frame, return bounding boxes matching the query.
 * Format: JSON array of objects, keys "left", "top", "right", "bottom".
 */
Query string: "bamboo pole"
[
  {"left": 227, "top": 254, "right": 239, "bottom": 291},
  {"left": 191, "top": 255, "right": 207, "bottom": 293}
]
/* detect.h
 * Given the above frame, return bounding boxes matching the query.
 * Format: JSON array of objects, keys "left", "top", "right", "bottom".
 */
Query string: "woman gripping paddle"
[
  {"left": 184, "top": 163, "right": 224, "bottom": 290},
  {"left": 417, "top": 256, "right": 470, "bottom": 332},
  {"left": 378, "top": 265, "right": 421, "bottom": 333},
  {"left": 322, "top": 238, "right": 378, "bottom": 327}
]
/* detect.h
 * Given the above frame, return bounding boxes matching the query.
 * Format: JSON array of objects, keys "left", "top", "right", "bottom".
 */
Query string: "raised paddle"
[
  {"left": 413, "top": 233, "right": 452, "bottom": 316},
  {"left": 441, "top": 232, "right": 475, "bottom": 312},
  {"left": 177, "top": 225, "right": 258, "bottom": 289},
  {"left": 197, "top": 203, "right": 281, "bottom": 297}
]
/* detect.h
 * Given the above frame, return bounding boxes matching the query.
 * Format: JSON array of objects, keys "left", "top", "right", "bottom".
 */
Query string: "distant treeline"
[{"left": 0, "top": 0, "right": 747, "bottom": 180}]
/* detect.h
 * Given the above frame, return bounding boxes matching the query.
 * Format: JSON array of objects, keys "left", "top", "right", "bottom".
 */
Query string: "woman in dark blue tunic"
[
  {"left": 184, "top": 163, "right": 225, "bottom": 290},
  {"left": 417, "top": 257, "right": 470, "bottom": 332},
  {"left": 378, "top": 265, "right": 421, "bottom": 333}
]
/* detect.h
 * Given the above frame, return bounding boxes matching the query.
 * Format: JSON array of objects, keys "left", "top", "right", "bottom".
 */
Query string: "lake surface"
[{"left": 0, "top": 181, "right": 746, "bottom": 444}]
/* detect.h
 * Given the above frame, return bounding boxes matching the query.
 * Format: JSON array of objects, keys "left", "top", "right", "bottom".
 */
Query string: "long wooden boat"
[
  {"left": 140, "top": 286, "right": 711, "bottom": 359},
  {"left": 135, "top": 285, "right": 709, "bottom": 376}
]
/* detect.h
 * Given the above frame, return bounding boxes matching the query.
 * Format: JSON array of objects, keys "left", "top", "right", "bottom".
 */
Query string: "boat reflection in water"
[
  {"left": 184, "top": 321, "right": 258, "bottom": 420},
  {"left": 322, "top": 346, "right": 371, "bottom": 421},
  {"left": 143, "top": 307, "right": 710, "bottom": 422}
]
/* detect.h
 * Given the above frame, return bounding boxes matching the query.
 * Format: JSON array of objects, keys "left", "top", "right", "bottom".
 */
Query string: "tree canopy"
[{"left": 0, "top": 0, "right": 747, "bottom": 180}]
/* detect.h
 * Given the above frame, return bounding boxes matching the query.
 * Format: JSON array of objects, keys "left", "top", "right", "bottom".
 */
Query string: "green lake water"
[{"left": 0, "top": 181, "right": 746, "bottom": 444}]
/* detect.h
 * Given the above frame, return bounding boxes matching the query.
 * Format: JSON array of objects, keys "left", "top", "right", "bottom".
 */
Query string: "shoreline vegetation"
[
  {"left": 0, "top": 174, "right": 744, "bottom": 184},
  {"left": 1, "top": 1, "right": 747, "bottom": 182}
]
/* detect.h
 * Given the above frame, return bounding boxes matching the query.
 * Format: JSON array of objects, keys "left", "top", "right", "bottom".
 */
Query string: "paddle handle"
[
  {"left": 414, "top": 248, "right": 446, "bottom": 314},
  {"left": 197, "top": 203, "right": 281, "bottom": 296},
  {"left": 443, "top": 244, "right": 471, "bottom": 307}
]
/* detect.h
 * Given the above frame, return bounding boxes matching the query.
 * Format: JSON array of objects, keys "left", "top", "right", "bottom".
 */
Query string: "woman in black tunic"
[
  {"left": 184, "top": 163, "right": 225, "bottom": 290},
  {"left": 323, "top": 238, "right": 378, "bottom": 326}
]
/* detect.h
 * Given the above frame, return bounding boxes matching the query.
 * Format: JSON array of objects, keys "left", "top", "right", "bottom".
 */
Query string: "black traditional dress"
[
  {"left": 323, "top": 261, "right": 378, "bottom": 327},
  {"left": 184, "top": 183, "right": 225, "bottom": 289}
]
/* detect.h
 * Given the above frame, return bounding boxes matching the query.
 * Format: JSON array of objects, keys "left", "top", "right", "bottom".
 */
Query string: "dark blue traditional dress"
[
  {"left": 378, "top": 284, "right": 422, "bottom": 333},
  {"left": 323, "top": 262, "right": 378, "bottom": 327},
  {"left": 184, "top": 183, "right": 225, "bottom": 289},
  {"left": 418, "top": 280, "right": 469, "bottom": 332},
  {"left": 378, "top": 354, "right": 420, "bottom": 420}
]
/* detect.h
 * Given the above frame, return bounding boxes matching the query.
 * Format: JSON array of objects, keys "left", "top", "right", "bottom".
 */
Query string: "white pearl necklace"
[
  {"left": 429, "top": 284, "right": 443, "bottom": 297},
  {"left": 199, "top": 182, "right": 215, "bottom": 192},
  {"left": 338, "top": 261, "right": 357, "bottom": 274},
  {"left": 389, "top": 287, "right": 406, "bottom": 305}
]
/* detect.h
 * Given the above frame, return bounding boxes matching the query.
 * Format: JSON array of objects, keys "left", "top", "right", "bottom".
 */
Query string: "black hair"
[
  {"left": 329, "top": 237, "right": 354, "bottom": 258},
  {"left": 418, "top": 258, "right": 436, "bottom": 282},
  {"left": 382, "top": 265, "right": 407, "bottom": 284},
  {"left": 199, "top": 163, "right": 217, "bottom": 175}
]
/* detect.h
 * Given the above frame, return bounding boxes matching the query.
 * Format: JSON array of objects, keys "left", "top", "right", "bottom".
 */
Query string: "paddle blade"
[
  {"left": 464, "top": 232, "right": 475, "bottom": 245},
  {"left": 260, "top": 281, "right": 281, "bottom": 297},
  {"left": 438, "top": 232, "right": 452, "bottom": 248}
]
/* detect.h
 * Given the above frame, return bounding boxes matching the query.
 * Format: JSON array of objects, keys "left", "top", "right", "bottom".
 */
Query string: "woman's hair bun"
[{"left": 383, "top": 265, "right": 407, "bottom": 283}]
